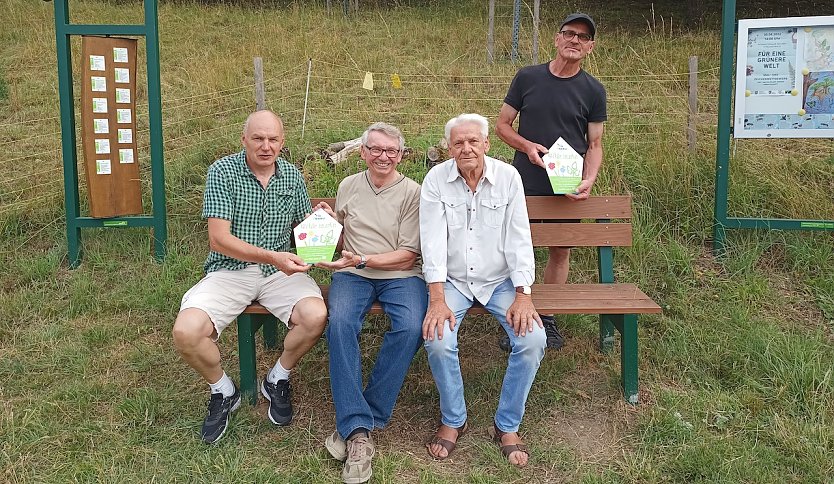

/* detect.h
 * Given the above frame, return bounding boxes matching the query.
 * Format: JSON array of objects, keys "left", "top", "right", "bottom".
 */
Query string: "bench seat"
[{"left": 243, "top": 283, "right": 660, "bottom": 316}]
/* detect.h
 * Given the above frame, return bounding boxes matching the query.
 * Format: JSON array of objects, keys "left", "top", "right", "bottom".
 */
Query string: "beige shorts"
[{"left": 180, "top": 265, "right": 323, "bottom": 338}]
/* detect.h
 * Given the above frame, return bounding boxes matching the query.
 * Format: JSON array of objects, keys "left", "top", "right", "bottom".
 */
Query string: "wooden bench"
[{"left": 236, "top": 195, "right": 661, "bottom": 405}]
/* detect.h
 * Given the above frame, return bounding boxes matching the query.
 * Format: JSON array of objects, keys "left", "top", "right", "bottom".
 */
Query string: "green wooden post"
[
  {"left": 610, "top": 313, "right": 639, "bottom": 404},
  {"left": 237, "top": 314, "right": 261, "bottom": 405},
  {"left": 263, "top": 317, "right": 279, "bottom": 350},
  {"left": 597, "top": 235, "right": 616, "bottom": 353},
  {"left": 51, "top": 0, "right": 167, "bottom": 266},
  {"left": 713, "top": 0, "right": 736, "bottom": 257},
  {"left": 53, "top": 0, "right": 82, "bottom": 268},
  {"left": 144, "top": 0, "right": 167, "bottom": 262},
  {"left": 620, "top": 314, "right": 639, "bottom": 404}
]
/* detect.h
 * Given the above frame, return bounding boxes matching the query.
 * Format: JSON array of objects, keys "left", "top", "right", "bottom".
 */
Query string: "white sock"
[
  {"left": 208, "top": 372, "right": 235, "bottom": 397},
  {"left": 267, "top": 359, "right": 292, "bottom": 384}
]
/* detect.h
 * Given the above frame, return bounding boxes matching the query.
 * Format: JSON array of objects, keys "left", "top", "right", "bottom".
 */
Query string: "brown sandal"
[
  {"left": 489, "top": 423, "right": 529, "bottom": 467},
  {"left": 425, "top": 421, "right": 469, "bottom": 460}
]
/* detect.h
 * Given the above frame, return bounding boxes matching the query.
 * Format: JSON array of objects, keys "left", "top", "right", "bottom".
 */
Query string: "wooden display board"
[{"left": 80, "top": 36, "right": 142, "bottom": 218}]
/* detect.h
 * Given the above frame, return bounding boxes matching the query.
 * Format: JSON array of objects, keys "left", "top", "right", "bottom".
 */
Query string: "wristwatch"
[
  {"left": 355, "top": 254, "right": 367, "bottom": 270},
  {"left": 515, "top": 285, "right": 532, "bottom": 295}
]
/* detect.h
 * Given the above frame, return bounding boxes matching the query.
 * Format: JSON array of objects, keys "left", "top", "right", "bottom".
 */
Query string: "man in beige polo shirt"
[{"left": 314, "top": 122, "right": 426, "bottom": 484}]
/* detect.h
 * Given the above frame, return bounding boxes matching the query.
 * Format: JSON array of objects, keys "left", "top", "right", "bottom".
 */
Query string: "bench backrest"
[{"left": 310, "top": 195, "right": 632, "bottom": 283}]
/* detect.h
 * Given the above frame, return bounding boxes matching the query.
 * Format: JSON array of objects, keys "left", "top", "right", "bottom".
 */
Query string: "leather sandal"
[
  {"left": 425, "top": 421, "right": 469, "bottom": 460},
  {"left": 489, "top": 423, "right": 529, "bottom": 467}
]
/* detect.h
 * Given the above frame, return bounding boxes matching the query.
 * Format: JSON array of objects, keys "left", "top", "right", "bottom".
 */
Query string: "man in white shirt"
[{"left": 420, "top": 113, "right": 546, "bottom": 468}]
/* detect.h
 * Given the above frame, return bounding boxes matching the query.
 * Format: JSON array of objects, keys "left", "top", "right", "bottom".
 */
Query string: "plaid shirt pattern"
[{"left": 202, "top": 150, "right": 312, "bottom": 276}]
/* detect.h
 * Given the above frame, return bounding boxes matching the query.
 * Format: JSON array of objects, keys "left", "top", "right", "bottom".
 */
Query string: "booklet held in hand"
[
  {"left": 293, "top": 208, "right": 342, "bottom": 264},
  {"left": 542, "top": 137, "right": 584, "bottom": 194}
]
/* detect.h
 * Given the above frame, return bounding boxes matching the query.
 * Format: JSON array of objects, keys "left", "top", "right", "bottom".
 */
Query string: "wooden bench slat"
[
  {"left": 525, "top": 195, "right": 632, "bottom": 220},
  {"left": 243, "top": 283, "right": 660, "bottom": 317},
  {"left": 531, "top": 223, "right": 632, "bottom": 247}
]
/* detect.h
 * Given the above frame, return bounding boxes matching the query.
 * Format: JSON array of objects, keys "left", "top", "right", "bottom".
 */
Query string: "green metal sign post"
[
  {"left": 714, "top": 0, "right": 834, "bottom": 256},
  {"left": 53, "top": 0, "right": 166, "bottom": 268}
]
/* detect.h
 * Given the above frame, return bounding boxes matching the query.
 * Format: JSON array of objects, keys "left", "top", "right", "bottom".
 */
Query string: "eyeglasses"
[
  {"left": 364, "top": 145, "right": 400, "bottom": 158},
  {"left": 559, "top": 30, "right": 593, "bottom": 43}
]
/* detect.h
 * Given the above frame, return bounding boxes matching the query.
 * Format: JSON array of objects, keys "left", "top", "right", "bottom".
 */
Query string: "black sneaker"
[
  {"left": 261, "top": 378, "right": 293, "bottom": 426},
  {"left": 200, "top": 386, "right": 241, "bottom": 444},
  {"left": 498, "top": 315, "right": 566, "bottom": 352},
  {"left": 498, "top": 333, "right": 511, "bottom": 352},
  {"left": 541, "top": 315, "right": 565, "bottom": 350}
]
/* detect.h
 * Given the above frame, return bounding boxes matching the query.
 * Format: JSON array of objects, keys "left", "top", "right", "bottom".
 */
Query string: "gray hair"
[
  {"left": 361, "top": 122, "right": 405, "bottom": 150},
  {"left": 242, "top": 110, "right": 283, "bottom": 135},
  {"left": 445, "top": 113, "right": 489, "bottom": 142}
]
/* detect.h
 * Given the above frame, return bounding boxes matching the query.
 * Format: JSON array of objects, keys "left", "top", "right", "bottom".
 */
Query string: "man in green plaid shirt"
[{"left": 173, "top": 110, "right": 327, "bottom": 444}]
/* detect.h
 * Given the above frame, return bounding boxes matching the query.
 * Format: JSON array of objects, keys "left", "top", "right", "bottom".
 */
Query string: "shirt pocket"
[
  {"left": 480, "top": 197, "right": 509, "bottom": 228},
  {"left": 265, "top": 190, "right": 297, "bottom": 224},
  {"left": 441, "top": 196, "right": 467, "bottom": 228}
]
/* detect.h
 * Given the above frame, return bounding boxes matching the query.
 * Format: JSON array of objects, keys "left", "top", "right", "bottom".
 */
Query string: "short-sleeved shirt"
[
  {"left": 335, "top": 170, "right": 422, "bottom": 280},
  {"left": 202, "top": 150, "right": 312, "bottom": 276},
  {"left": 504, "top": 63, "right": 607, "bottom": 195}
]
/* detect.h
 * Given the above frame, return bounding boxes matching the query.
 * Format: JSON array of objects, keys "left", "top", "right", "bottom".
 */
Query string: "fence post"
[
  {"left": 326, "top": 0, "right": 331, "bottom": 14},
  {"left": 301, "top": 58, "right": 312, "bottom": 139},
  {"left": 511, "top": 0, "right": 521, "bottom": 62},
  {"left": 688, "top": 55, "right": 698, "bottom": 153},
  {"left": 254, "top": 57, "right": 265, "bottom": 110},
  {"left": 487, "top": 0, "right": 495, "bottom": 64},
  {"left": 532, "top": 0, "right": 540, "bottom": 64}
]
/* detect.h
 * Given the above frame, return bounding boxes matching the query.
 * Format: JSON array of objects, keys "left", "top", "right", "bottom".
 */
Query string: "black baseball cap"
[{"left": 560, "top": 13, "right": 596, "bottom": 39}]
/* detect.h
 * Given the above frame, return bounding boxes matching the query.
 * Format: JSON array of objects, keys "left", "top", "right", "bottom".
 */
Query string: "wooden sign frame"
[{"left": 54, "top": 0, "right": 167, "bottom": 267}]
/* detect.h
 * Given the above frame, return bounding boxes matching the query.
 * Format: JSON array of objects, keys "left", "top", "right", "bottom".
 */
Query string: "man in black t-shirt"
[{"left": 496, "top": 13, "right": 607, "bottom": 351}]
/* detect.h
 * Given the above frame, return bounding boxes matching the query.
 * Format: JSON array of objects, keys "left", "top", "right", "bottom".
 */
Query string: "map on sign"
[{"left": 734, "top": 16, "right": 834, "bottom": 138}]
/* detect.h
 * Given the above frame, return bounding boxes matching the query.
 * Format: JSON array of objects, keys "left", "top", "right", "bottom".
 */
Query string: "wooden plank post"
[
  {"left": 532, "top": 0, "right": 540, "bottom": 64},
  {"left": 487, "top": 0, "right": 495, "bottom": 64},
  {"left": 326, "top": 0, "right": 331, "bottom": 15},
  {"left": 688, "top": 55, "right": 698, "bottom": 153},
  {"left": 254, "top": 56, "right": 265, "bottom": 111}
]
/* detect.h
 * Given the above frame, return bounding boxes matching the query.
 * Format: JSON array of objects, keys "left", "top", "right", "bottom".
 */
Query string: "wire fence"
[{"left": 2, "top": 54, "right": 833, "bottom": 219}]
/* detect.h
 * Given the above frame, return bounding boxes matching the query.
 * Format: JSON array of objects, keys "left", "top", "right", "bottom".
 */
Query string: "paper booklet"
[
  {"left": 542, "top": 137, "right": 584, "bottom": 194},
  {"left": 293, "top": 208, "right": 342, "bottom": 264}
]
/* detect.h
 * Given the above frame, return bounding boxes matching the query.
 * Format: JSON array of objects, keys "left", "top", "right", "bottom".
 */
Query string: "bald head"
[
  {"left": 241, "top": 110, "right": 286, "bottom": 173},
  {"left": 243, "top": 110, "right": 284, "bottom": 137}
]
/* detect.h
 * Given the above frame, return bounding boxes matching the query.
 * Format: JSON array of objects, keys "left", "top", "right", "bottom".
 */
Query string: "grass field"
[{"left": 2, "top": 0, "right": 834, "bottom": 482}]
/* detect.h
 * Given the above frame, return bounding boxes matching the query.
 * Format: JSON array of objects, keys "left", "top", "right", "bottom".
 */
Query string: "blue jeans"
[
  {"left": 423, "top": 279, "right": 546, "bottom": 433},
  {"left": 326, "top": 272, "right": 428, "bottom": 439}
]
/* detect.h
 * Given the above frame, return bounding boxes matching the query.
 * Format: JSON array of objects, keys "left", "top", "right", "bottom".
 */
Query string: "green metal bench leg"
[
  {"left": 597, "top": 245, "right": 617, "bottom": 354},
  {"left": 262, "top": 316, "right": 278, "bottom": 350},
  {"left": 237, "top": 314, "right": 260, "bottom": 405},
  {"left": 599, "top": 314, "right": 616, "bottom": 353},
  {"left": 620, "top": 314, "right": 639, "bottom": 404}
]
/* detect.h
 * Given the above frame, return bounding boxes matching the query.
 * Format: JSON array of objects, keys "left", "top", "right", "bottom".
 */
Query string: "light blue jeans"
[
  {"left": 326, "top": 272, "right": 428, "bottom": 439},
  {"left": 423, "top": 279, "right": 546, "bottom": 433}
]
